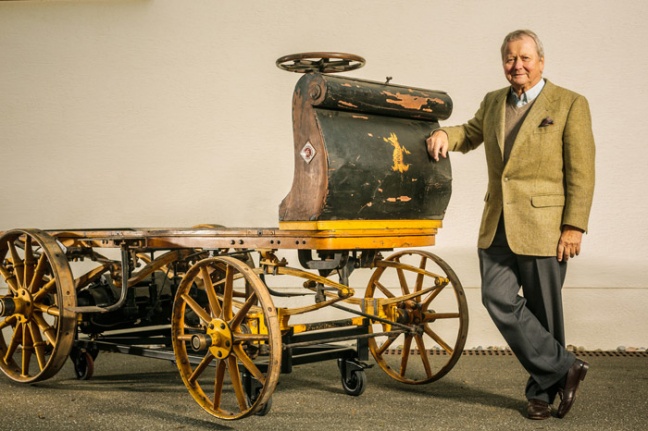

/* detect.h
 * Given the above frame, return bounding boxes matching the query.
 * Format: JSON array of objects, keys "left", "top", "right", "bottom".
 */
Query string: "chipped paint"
[
  {"left": 383, "top": 132, "right": 411, "bottom": 173},
  {"left": 386, "top": 196, "right": 412, "bottom": 203},
  {"left": 382, "top": 90, "right": 446, "bottom": 111},
  {"left": 338, "top": 100, "right": 358, "bottom": 109},
  {"left": 352, "top": 115, "right": 369, "bottom": 120}
]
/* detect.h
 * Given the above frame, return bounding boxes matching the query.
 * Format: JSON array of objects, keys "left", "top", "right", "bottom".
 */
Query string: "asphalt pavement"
[{"left": 0, "top": 350, "right": 645, "bottom": 431}]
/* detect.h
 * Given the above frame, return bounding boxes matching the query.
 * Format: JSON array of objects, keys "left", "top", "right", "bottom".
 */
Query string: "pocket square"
[{"left": 539, "top": 117, "right": 554, "bottom": 127}]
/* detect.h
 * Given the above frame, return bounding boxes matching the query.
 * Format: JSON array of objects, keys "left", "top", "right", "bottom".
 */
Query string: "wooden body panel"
[{"left": 45, "top": 221, "right": 441, "bottom": 251}]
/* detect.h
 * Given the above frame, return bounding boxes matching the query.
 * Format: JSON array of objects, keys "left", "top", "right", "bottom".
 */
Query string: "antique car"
[{"left": 0, "top": 53, "right": 467, "bottom": 420}]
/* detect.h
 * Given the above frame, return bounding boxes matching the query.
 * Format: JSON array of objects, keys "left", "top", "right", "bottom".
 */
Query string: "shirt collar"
[{"left": 510, "top": 78, "right": 545, "bottom": 107}]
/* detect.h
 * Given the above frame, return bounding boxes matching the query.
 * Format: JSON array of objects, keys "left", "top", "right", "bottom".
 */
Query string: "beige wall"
[{"left": 1, "top": 0, "right": 646, "bottom": 349}]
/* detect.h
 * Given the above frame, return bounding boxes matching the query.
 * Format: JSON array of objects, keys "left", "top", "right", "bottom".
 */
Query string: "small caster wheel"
[
  {"left": 338, "top": 358, "right": 368, "bottom": 396},
  {"left": 341, "top": 369, "right": 367, "bottom": 396},
  {"left": 72, "top": 350, "right": 94, "bottom": 380}
]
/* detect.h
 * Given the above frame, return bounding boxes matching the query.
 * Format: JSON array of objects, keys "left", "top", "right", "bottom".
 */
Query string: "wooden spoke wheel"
[
  {"left": 365, "top": 250, "right": 468, "bottom": 384},
  {"left": 0, "top": 229, "right": 76, "bottom": 383},
  {"left": 171, "top": 256, "right": 281, "bottom": 420}
]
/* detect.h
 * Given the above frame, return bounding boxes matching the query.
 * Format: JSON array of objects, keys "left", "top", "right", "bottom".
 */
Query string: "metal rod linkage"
[{"left": 282, "top": 329, "right": 408, "bottom": 350}]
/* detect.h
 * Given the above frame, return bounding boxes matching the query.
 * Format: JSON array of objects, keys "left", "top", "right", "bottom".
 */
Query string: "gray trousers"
[{"left": 478, "top": 218, "right": 575, "bottom": 403}]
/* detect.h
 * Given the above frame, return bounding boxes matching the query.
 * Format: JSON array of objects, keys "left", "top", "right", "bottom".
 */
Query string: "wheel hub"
[
  {"left": 0, "top": 296, "right": 17, "bottom": 317},
  {"left": 207, "top": 318, "right": 233, "bottom": 359},
  {"left": 397, "top": 299, "right": 423, "bottom": 325},
  {"left": 4, "top": 289, "right": 34, "bottom": 323}
]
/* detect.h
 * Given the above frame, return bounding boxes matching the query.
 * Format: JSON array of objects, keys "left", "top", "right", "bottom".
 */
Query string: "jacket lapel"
[{"left": 493, "top": 90, "right": 507, "bottom": 158}]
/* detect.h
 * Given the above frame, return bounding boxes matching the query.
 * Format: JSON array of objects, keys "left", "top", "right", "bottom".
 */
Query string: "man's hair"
[{"left": 501, "top": 29, "right": 544, "bottom": 60}]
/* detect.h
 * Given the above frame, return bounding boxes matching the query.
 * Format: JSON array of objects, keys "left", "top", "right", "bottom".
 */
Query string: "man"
[{"left": 426, "top": 29, "right": 595, "bottom": 420}]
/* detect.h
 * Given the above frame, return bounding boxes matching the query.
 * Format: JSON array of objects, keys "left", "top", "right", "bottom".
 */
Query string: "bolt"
[{"left": 310, "top": 85, "right": 321, "bottom": 99}]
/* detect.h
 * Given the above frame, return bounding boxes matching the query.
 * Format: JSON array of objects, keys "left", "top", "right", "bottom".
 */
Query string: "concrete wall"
[{"left": 1, "top": 0, "right": 646, "bottom": 349}]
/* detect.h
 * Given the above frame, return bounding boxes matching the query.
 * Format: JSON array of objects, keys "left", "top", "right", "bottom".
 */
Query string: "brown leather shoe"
[
  {"left": 556, "top": 358, "right": 589, "bottom": 418},
  {"left": 527, "top": 399, "right": 551, "bottom": 420}
]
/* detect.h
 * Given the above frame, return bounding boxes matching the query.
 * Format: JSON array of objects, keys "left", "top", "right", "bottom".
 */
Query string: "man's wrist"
[
  {"left": 430, "top": 129, "right": 448, "bottom": 138},
  {"left": 562, "top": 224, "right": 585, "bottom": 233}
]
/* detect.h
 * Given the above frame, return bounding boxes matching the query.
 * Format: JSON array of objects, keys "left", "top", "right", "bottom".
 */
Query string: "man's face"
[{"left": 503, "top": 35, "right": 544, "bottom": 94}]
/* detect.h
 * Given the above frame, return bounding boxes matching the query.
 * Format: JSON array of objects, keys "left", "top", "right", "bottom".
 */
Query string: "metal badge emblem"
[{"left": 300, "top": 141, "right": 316, "bottom": 164}]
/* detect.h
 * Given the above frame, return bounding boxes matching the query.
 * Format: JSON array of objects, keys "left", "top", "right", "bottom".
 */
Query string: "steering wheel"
[{"left": 276, "top": 52, "right": 366, "bottom": 73}]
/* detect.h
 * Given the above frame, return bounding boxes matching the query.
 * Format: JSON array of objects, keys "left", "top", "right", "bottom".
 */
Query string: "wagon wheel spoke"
[
  {"left": 375, "top": 333, "right": 398, "bottom": 356},
  {"left": 29, "top": 254, "right": 49, "bottom": 294},
  {"left": 200, "top": 266, "right": 222, "bottom": 318},
  {"left": 4, "top": 322, "right": 23, "bottom": 363},
  {"left": 32, "top": 313, "right": 57, "bottom": 345},
  {"left": 415, "top": 333, "right": 433, "bottom": 378},
  {"left": 222, "top": 266, "right": 234, "bottom": 321},
  {"left": 31, "top": 279, "right": 57, "bottom": 304},
  {"left": 28, "top": 321, "right": 48, "bottom": 370},
  {"left": 421, "top": 283, "right": 445, "bottom": 309},
  {"left": 172, "top": 256, "right": 280, "bottom": 420},
  {"left": 424, "top": 325, "right": 453, "bottom": 355},
  {"left": 212, "top": 359, "right": 226, "bottom": 410},
  {"left": 180, "top": 293, "right": 212, "bottom": 324},
  {"left": 0, "top": 316, "right": 17, "bottom": 332},
  {"left": 227, "top": 356, "right": 248, "bottom": 411},
  {"left": 373, "top": 280, "right": 395, "bottom": 299},
  {"left": 399, "top": 334, "right": 413, "bottom": 377},
  {"left": 22, "top": 237, "right": 36, "bottom": 290},
  {"left": 415, "top": 255, "right": 427, "bottom": 294},
  {"left": 366, "top": 250, "right": 468, "bottom": 384},
  {"left": 21, "top": 322, "right": 35, "bottom": 375},
  {"left": 8, "top": 241, "right": 25, "bottom": 288},
  {"left": 232, "top": 344, "right": 265, "bottom": 384},
  {"left": 188, "top": 351, "right": 215, "bottom": 384},
  {"left": 0, "top": 265, "right": 19, "bottom": 296},
  {"left": 395, "top": 257, "right": 410, "bottom": 296},
  {"left": 230, "top": 294, "right": 257, "bottom": 330}
]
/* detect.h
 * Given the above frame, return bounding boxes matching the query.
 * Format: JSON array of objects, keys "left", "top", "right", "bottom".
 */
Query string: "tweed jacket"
[{"left": 441, "top": 80, "right": 595, "bottom": 256}]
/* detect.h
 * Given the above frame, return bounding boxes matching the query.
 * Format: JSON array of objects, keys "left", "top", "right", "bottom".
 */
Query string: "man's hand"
[
  {"left": 426, "top": 130, "right": 449, "bottom": 162},
  {"left": 557, "top": 225, "right": 584, "bottom": 262}
]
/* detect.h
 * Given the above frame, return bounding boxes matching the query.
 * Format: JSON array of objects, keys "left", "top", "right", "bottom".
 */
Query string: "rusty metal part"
[
  {"left": 0, "top": 229, "right": 77, "bottom": 383},
  {"left": 171, "top": 256, "right": 280, "bottom": 420},
  {"left": 276, "top": 52, "right": 365, "bottom": 74},
  {"left": 365, "top": 250, "right": 468, "bottom": 384}
]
